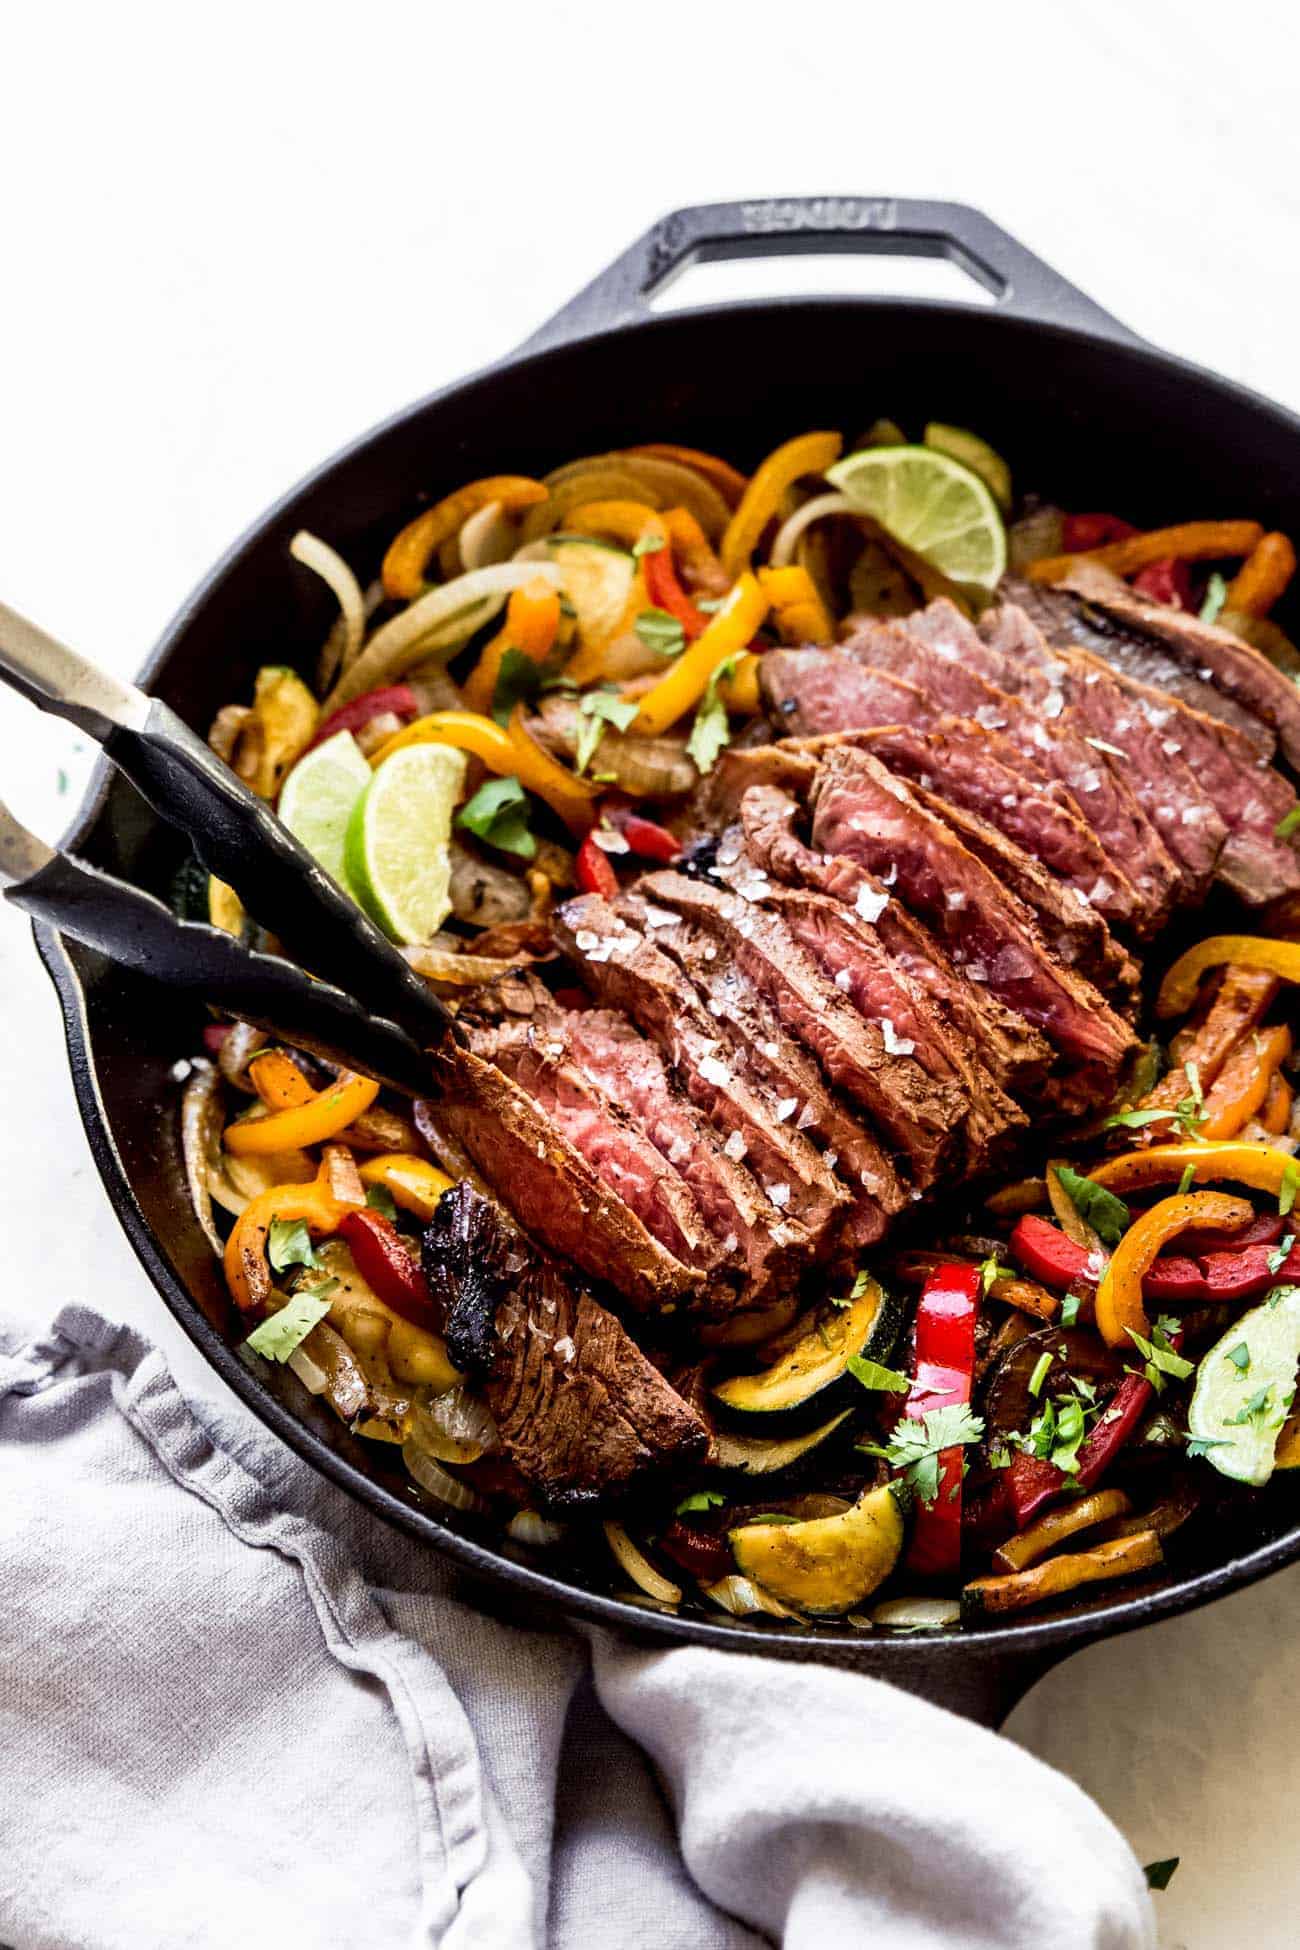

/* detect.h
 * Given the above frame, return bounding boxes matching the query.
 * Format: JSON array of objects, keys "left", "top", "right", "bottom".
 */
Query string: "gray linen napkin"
[{"left": 0, "top": 1307, "right": 1155, "bottom": 1949}]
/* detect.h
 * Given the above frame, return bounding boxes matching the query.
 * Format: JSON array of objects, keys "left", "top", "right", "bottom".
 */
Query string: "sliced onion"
[
  {"left": 458, "top": 499, "right": 517, "bottom": 571},
  {"left": 511, "top": 537, "right": 555, "bottom": 564},
  {"left": 614, "top": 454, "right": 731, "bottom": 540},
  {"left": 208, "top": 703, "right": 254, "bottom": 764},
  {"left": 180, "top": 1059, "right": 225, "bottom": 1254},
  {"left": 530, "top": 695, "right": 695, "bottom": 798},
  {"left": 402, "top": 1438, "right": 489, "bottom": 1513},
  {"left": 407, "top": 1384, "right": 497, "bottom": 1464},
  {"left": 298, "top": 1321, "right": 377, "bottom": 1423},
  {"left": 217, "top": 1020, "right": 269, "bottom": 1094},
  {"left": 701, "top": 1575, "right": 803, "bottom": 1620},
  {"left": 507, "top": 1509, "right": 566, "bottom": 1548},
  {"left": 287, "top": 1343, "right": 330, "bottom": 1395},
  {"left": 291, "top": 529, "right": 366, "bottom": 676},
  {"left": 321, "top": 563, "right": 563, "bottom": 714},
  {"left": 402, "top": 943, "right": 524, "bottom": 986},
  {"left": 448, "top": 842, "right": 532, "bottom": 929},
  {"left": 603, "top": 1521, "right": 682, "bottom": 1605},
  {"left": 869, "top": 1596, "right": 962, "bottom": 1631},
  {"left": 223, "top": 1148, "right": 316, "bottom": 1199},
  {"left": 770, "top": 492, "right": 858, "bottom": 568}
]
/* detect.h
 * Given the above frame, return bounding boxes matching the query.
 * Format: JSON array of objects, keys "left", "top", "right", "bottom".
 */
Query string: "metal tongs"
[{"left": 0, "top": 598, "right": 453, "bottom": 1095}]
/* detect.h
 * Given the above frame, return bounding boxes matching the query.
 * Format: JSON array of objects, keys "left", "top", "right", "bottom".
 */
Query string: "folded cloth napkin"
[{"left": 0, "top": 1307, "right": 1156, "bottom": 1950}]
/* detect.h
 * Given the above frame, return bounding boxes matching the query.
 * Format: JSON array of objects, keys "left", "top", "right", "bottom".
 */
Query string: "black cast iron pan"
[{"left": 32, "top": 197, "right": 1300, "bottom": 1726}]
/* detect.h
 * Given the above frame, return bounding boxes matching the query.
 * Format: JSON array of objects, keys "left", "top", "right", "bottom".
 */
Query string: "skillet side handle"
[
  {"left": 877, "top": 1641, "right": 1066, "bottom": 1730},
  {"left": 520, "top": 196, "right": 1139, "bottom": 355}
]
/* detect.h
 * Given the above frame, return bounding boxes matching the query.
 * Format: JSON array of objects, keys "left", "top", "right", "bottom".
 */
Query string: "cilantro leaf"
[
  {"left": 1144, "top": 1857, "right": 1180, "bottom": 1892},
  {"left": 245, "top": 1283, "right": 338, "bottom": 1362},
  {"left": 860, "top": 1404, "right": 984, "bottom": 1506},
  {"left": 845, "top": 1353, "right": 910, "bottom": 1394},
  {"left": 1186, "top": 1435, "right": 1232, "bottom": 1458},
  {"left": 1102, "top": 1106, "right": 1182, "bottom": 1132},
  {"left": 1054, "top": 1165, "right": 1131, "bottom": 1247},
  {"left": 1276, "top": 805, "right": 1300, "bottom": 844},
  {"left": 365, "top": 1181, "right": 398, "bottom": 1221},
  {"left": 634, "top": 606, "right": 685, "bottom": 659},
  {"left": 1200, "top": 570, "right": 1228, "bottom": 625},
  {"left": 1126, "top": 1325, "right": 1194, "bottom": 1392},
  {"left": 1028, "top": 1351, "right": 1054, "bottom": 1398},
  {"left": 1225, "top": 1341, "right": 1251, "bottom": 1373},
  {"left": 1177, "top": 1163, "right": 1196, "bottom": 1196},
  {"left": 1225, "top": 1384, "right": 1278, "bottom": 1427},
  {"left": 575, "top": 691, "right": 639, "bottom": 774},
  {"left": 490, "top": 646, "right": 546, "bottom": 726},
  {"left": 1049, "top": 1394, "right": 1088, "bottom": 1473},
  {"left": 674, "top": 1489, "right": 725, "bottom": 1516},
  {"left": 1268, "top": 1234, "right": 1295, "bottom": 1275},
  {"left": 686, "top": 655, "right": 740, "bottom": 775},
  {"left": 632, "top": 532, "right": 666, "bottom": 559},
  {"left": 456, "top": 774, "right": 537, "bottom": 860},
  {"left": 266, "top": 1217, "right": 320, "bottom": 1275},
  {"left": 1060, "top": 1293, "right": 1081, "bottom": 1327},
  {"left": 978, "top": 1253, "right": 1002, "bottom": 1295}
]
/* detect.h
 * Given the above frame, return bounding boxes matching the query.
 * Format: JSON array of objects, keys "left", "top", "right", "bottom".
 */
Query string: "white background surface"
[{"left": 3, "top": 5, "right": 1298, "bottom": 1943}]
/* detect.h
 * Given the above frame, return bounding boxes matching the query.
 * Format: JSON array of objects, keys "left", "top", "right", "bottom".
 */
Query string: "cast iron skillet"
[{"left": 36, "top": 197, "right": 1300, "bottom": 1726}]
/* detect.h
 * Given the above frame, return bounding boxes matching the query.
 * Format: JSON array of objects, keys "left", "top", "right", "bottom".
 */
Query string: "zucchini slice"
[
  {"left": 712, "top": 1276, "right": 902, "bottom": 1420},
  {"left": 1187, "top": 1285, "right": 1300, "bottom": 1486},
  {"left": 730, "top": 1481, "right": 905, "bottom": 1615},
  {"left": 711, "top": 1410, "right": 853, "bottom": 1476},
  {"left": 546, "top": 536, "right": 636, "bottom": 650}
]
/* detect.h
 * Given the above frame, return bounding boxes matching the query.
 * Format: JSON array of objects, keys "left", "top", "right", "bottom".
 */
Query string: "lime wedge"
[
  {"left": 344, "top": 743, "right": 467, "bottom": 944},
  {"left": 1187, "top": 1285, "right": 1300, "bottom": 1486},
  {"left": 923, "top": 422, "right": 1012, "bottom": 515},
  {"left": 278, "top": 730, "right": 372, "bottom": 888},
  {"left": 827, "top": 444, "right": 1007, "bottom": 590}
]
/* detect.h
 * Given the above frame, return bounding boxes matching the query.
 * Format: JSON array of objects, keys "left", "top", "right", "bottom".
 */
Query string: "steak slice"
[
  {"left": 686, "top": 739, "right": 819, "bottom": 833},
  {"left": 760, "top": 647, "right": 933, "bottom": 740},
  {"left": 460, "top": 997, "right": 729, "bottom": 1285},
  {"left": 844, "top": 612, "right": 1177, "bottom": 934},
  {"left": 1004, "top": 569, "right": 1275, "bottom": 754},
  {"left": 633, "top": 902, "right": 905, "bottom": 1249},
  {"left": 979, "top": 604, "right": 1227, "bottom": 904},
  {"left": 423, "top": 1183, "right": 709, "bottom": 1510},
  {"left": 906, "top": 781, "right": 1139, "bottom": 1004},
  {"left": 427, "top": 1040, "right": 705, "bottom": 1312},
  {"left": 808, "top": 746, "right": 1137, "bottom": 1109},
  {"left": 737, "top": 782, "right": 1052, "bottom": 1100},
  {"left": 552, "top": 896, "right": 851, "bottom": 1253},
  {"left": 635, "top": 868, "right": 962, "bottom": 1185}
]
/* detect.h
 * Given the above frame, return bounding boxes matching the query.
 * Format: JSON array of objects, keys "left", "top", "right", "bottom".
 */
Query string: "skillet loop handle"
[{"left": 522, "top": 196, "right": 1138, "bottom": 353}]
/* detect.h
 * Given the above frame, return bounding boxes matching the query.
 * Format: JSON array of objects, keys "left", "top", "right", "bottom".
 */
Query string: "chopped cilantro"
[
  {"left": 1126, "top": 1324, "right": 1194, "bottom": 1394},
  {"left": 845, "top": 1353, "right": 910, "bottom": 1395},
  {"left": 1049, "top": 1395, "right": 1088, "bottom": 1473},
  {"left": 1225, "top": 1341, "right": 1251, "bottom": 1373},
  {"left": 674, "top": 1489, "right": 725, "bottom": 1516},
  {"left": 244, "top": 1283, "right": 338, "bottom": 1362},
  {"left": 575, "top": 691, "right": 639, "bottom": 774},
  {"left": 56, "top": 767, "right": 69, "bottom": 795},
  {"left": 456, "top": 774, "right": 537, "bottom": 859},
  {"left": 747, "top": 1511, "right": 800, "bottom": 1525},
  {"left": 1055, "top": 1165, "right": 1131, "bottom": 1247},
  {"left": 635, "top": 605, "right": 686, "bottom": 659},
  {"left": 1144, "top": 1857, "right": 1180, "bottom": 1891},
  {"left": 1281, "top": 1158, "right": 1300, "bottom": 1218},
  {"left": 266, "top": 1217, "right": 320, "bottom": 1275},
  {"left": 631, "top": 532, "right": 666, "bottom": 559},
  {"left": 978, "top": 1253, "right": 1001, "bottom": 1295},
  {"left": 859, "top": 1404, "right": 984, "bottom": 1507},
  {"left": 1060, "top": 1293, "right": 1081, "bottom": 1327},
  {"left": 490, "top": 645, "right": 546, "bottom": 726},
  {"left": 1268, "top": 1282, "right": 1300, "bottom": 1309},
  {"left": 1268, "top": 1233, "right": 1295, "bottom": 1275},
  {"left": 364, "top": 1181, "right": 398, "bottom": 1221},
  {"left": 1177, "top": 1163, "right": 1196, "bottom": 1196},
  {"left": 685, "top": 654, "right": 741, "bottom": 775},
  {"left": 1225, "top": 1385, "right": 1277, "bottom": 1427},
  {"left": 1200, "top": 570, "right": 1228, "bottom": 624},
  {"left": 1028, "top": 1351, "right": 1054, "bottom": 1398},
  {"left": 1186, "top": 1435, "right": 1232, "bottom": 1459},
  {"left": 1276, "top": 805, "right": 1300, "bottom": 843}
]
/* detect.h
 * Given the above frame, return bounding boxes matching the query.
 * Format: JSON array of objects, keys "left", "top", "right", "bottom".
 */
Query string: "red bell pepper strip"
[
  {"left": 1140, "top": 1255, "right": 1206, "bottom": 1304},
  {"left": 1062, "top": 513, "right": 1140, "bottom": 551},
  {"left": 1131, "top": 558, "right": 1191, "bottom": 610},
  {"left": 658, "top": 1519, "right": 734, "bottom": 1583},
  {"left": 903, "top": 1263, "right": 980, "bottom": 1576},
  {"left": 308, "top": 684, "right": 419, "bottom": 752},
  {"left": 600, "top": 798, "right": 683, "bottom": 865},
  {"left": 643, "top": 540, "right": 709, "bottom": 640},
  {"left": 1171, "top": 1212, "right": 1284, "bottom": 1257},
  {"left": 202, "top": 1022, "right": 232, "bottom": 1055},
  {"left": 1009, "top": 1216, "right": 1094, "bottom": 1290},
  {"left": 575, "top": 831, "right": 620, "bottom": 897},
  {"left": 337, "top": 1208, "right": 434, "bottom": 1328}
]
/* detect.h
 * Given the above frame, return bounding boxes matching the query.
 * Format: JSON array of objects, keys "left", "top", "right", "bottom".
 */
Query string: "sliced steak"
[
  {"left": 686, "top": 740, "right": 819, "bottom": 833},
  {"left": 760, "top": 647, "right": 933, "bottom": 740},
  {"left": 635, "top": 868, "right": 962, "bottom": 1185},
  {"left": 552, "top": 896, "right": 851, "bottom": 1253},
  {"left": 808, "top": 745, "right": 1137, "bottom": 1109},
  {"left": 423, "top": 1183, "right": 709, "bottom": 1510},
  {"left": 845, "top": 612, "right": 1178, "bottom": 934},
  {"left": 737, "top": 781, "right": 1052, "bottom": 1099},
  {"left": 427, "top": 1040, "right": 704, "bottom": 1312}
]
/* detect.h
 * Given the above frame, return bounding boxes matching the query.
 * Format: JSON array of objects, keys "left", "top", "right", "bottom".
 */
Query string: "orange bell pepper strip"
[
  {"left": 757, "top": 564, "right": 834, "bottom": 645},
  {"left": 357, "top": 1152, "right": 455, "bottom": 1221},
  {"left": 1261, "top": 1071, "right": 1293, "bottom": 1136},
  {"left": 1156, "top": 936, "right": 1300, "bottom": 1018},
  {"left": 369, "top": 706, "right": 598, "bottom": 832},
  {"left": 223, "top": 1165, "right": 354, "bottom": 1311},
  {"left": 631, "top": 574, "right": 770, "bottom": 736},
  {"left": 381, "top": 476, "right": 548, "bottom": 600},
  {"left": 1090, "top": 1140, "right": 1298, "bottom": 1201},
  {"left": 628, "top": 443, "right": 749, "bottom": 508},
  {"left": 1094, "top": 1189, "right": 1254, "bottom": 1347},
  {"left": 716, "top": 651, "right": 763, "bottom": 715},
  {"left": 1027, "top": 520, "right": 1265, "bottom": 586},
  {"left": 720, "top": 432, "right": 843, "bottom": 578},
  {"left": 662, "top": 508, "right": 731, "bottom": 597},
  {"left": 225, "top": 1072, "right": 380, "bottom": 1157},
  {"left": 249, "top": 1047, "right": 315, "bottom": 1111},
  {"left": 460, "top": 577, "right": 562, "bottom": 718},
  {"left": 1198, "top": 1024, "right": 1292, "bottom": 1140},
  {"left": 1222, "top": 532, "right": 1297, "bottom": 619}
]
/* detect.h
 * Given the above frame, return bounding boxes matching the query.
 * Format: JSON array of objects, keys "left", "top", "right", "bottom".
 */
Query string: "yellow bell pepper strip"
[
  {"left": 1199, "top": 1024, "right": 1292, "bottom": 1140},
  {"left": 757, "top": 564, "right": 834, "bottom": 645},
  {"left": 249, "top": 1047, "right": 314, "bottom": 1111},
  {"left": 662, "top": 507, "right": 731, "bottom": 597},
  {"left": 357, "top": 1152, "right": 454, "bottom": 1221},
  {"left": 1093, "top": 1189, "right": 1254, "bottom": 1347},
  {"left": 716, "top": 651, "right": 762, "bottom": 715},
  {"left": 238, "top": 666, "right": 319, "bottom": 800},
  {"left": 223, "top": 1167, "right": 352, "bottom": 1312},
  {"left": 369, "top": 707, "right": 599, "bottom": 832},
  {"left": 381, "top": 476, "right": 548, "bottom": 600},
  {"left": 631, "top": 574, "right": 770, "bottom": 737},
  {"left": 627, "top": 443, "right": 749, "bottom": 508},
  {"left": 1091, "top": 1139, "right": 1293, "bottom": 1201},
  {"left": 1156, "top": 935, "right": 1300, "bottom": 1018},
  {"left": 225, "top": 1072, "right": 380, "bottom": 1158},
  {"left": 460, "top": 577, "right": 562, "bottom": 718},
  {"left": 506, "top": 704, "right": 600, "bottom": 835},
  {"left": 720, "top": 431, "right": 843, "bottom": 578}
]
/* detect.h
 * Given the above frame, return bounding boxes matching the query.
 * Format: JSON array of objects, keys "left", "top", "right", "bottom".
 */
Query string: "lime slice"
[
  {"left": 826, "top": 444, "right": 1007, "bottom": 589},
  {"left": 1187, "top": 1285, "right": 1300, "bottom": 1486},
  {"left": 278, "top": 730, "right": 372, "bottom": 888},
  {"left": 344, "top": 743, "right": 467, "bottom": 944},
  {"left": 923, "top": 422, "right": 1012, "bottom": 516}
]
